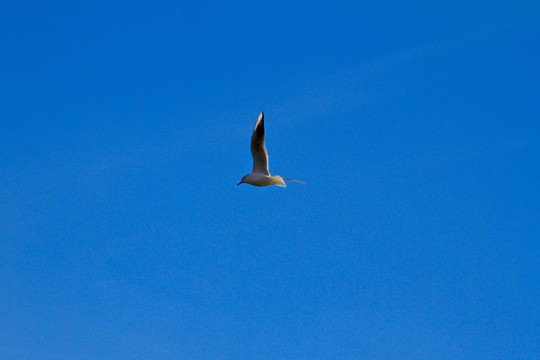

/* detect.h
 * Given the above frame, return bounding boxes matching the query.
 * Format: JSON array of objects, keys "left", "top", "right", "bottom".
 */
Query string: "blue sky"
[{"left": 1, "top": 1, "right": 539, "bottom": 359}]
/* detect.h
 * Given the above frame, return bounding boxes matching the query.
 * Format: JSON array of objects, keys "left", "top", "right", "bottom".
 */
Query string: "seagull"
[{"left": 237, "top": 112, "right": 305, "bottom": 187}]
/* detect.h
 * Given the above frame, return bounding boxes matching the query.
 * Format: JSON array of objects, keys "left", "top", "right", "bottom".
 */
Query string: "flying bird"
[{"left": 238, "top": 112, "right": 305, "bottom": 187}]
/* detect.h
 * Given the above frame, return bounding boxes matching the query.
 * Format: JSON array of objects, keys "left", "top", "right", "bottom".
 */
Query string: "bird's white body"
[
  {"left": 241, "top": 173, "right": 286, "bottom": 187},
  {"left": 238, "top": 112, "right": 304, "bottom": 188}
]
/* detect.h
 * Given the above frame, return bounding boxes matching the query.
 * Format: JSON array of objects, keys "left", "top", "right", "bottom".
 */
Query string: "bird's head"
[{"left": 237, "top": 176, "right": 246, "bottom": 186}]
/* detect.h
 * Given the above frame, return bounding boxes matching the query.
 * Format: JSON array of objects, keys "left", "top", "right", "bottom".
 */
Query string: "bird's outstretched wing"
[
  {"left": 250, "top": 112, "right": 270, "bottom": 175},
  {"left": 282, "top": 177, "right": 307, "bottom": 185}
]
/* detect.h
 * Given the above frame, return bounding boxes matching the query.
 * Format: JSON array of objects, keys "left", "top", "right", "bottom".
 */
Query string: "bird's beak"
[{"left": 237, "top": 181, "right": 242, "bottom": 186}]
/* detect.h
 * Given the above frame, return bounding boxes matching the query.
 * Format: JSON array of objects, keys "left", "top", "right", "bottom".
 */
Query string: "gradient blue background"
[{"left": 1, "top": 1, "right": 539, "bottom": 359}]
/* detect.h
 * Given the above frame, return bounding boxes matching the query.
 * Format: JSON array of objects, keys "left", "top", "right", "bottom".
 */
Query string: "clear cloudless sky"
[{"left": 1, "top": 1, "right": 539, "bottom": 359}]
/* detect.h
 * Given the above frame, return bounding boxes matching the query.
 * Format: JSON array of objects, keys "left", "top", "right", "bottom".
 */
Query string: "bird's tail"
[{"left": 282, "top": 177, "right": 307, "bottom": 185}]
